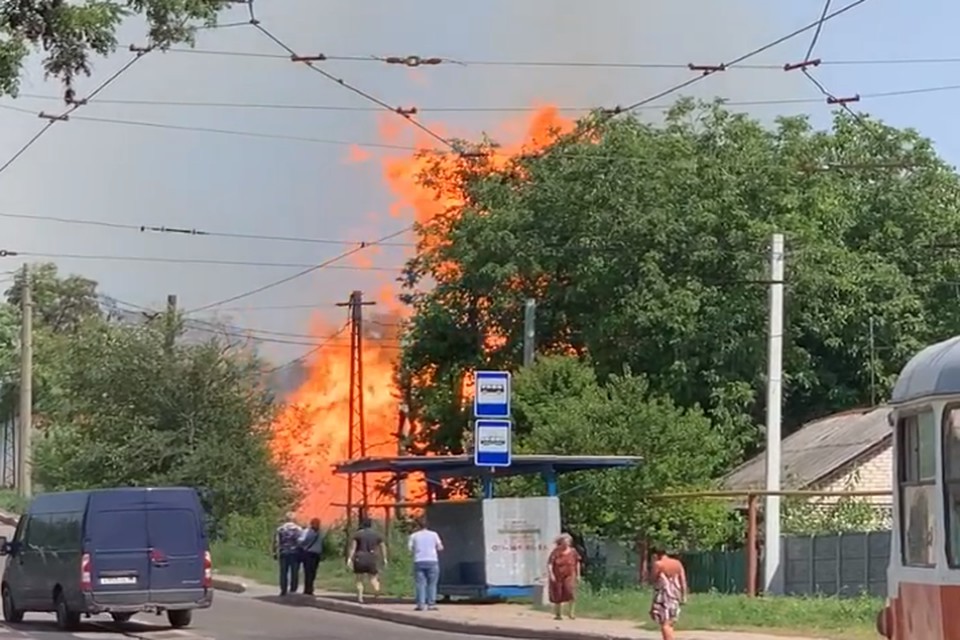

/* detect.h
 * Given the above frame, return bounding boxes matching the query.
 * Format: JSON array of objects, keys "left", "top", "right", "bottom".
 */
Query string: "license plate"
[{"left": 99, "top": 576, "right": 137, "bottom": 585}]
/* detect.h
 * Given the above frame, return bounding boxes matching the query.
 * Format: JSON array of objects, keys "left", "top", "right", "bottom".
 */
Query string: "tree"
[
  {"left": 501, "top": 355, "right": 738, "bottom": 549},
  {"left": 5, "top": 263, "right": 101, "bottom": 333},
  {"left": 0, "top": 0, "right": 232, "bottom": 98},
  {"left": 32, "top": 315, "right": 295, "bottom": 530},
  {"left": 400, "top": 99, "right": 960, "bottom": 461}
]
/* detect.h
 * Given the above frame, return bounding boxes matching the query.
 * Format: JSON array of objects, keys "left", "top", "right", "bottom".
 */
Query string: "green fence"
[{"left": 678, "top": 547, "right": 751, "bottom": 594}]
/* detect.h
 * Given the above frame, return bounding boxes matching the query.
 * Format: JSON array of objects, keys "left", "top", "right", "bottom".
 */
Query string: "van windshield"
[
  {"left": 88, "top": 510, "right": 149, "bottom": 551},
  {"left": 148, "top": 509, "right": 200, "bottom": 556}
]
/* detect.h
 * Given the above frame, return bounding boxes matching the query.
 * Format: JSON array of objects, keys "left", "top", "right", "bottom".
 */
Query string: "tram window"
[
  {"left": 899, "top": 412, "right": 936, "bottom": 567},
  {"left": 942, "top": 405, "right": 960, "bottom": 567}
]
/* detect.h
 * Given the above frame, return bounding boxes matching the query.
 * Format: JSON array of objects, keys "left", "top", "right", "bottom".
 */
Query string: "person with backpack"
[{"left": 299, "top": 517, "right": 325, "bottom": 596}]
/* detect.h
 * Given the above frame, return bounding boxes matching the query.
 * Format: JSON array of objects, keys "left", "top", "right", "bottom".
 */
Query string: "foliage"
[
  {"left": 495, "top": 356, "right": 740, "bottom": 548},
  {"left": 31, "top": 314, "right": 296, "bottom": 530},
  {"left": 782, "top": 476, "right": 887, "bottom": 535},
  {"left": 5, "top": 263, "right": 102, "bottom": 334},
  {"left": 399, "top": 99, "right": 960, "bottom": 462},
  {"left": 0, "top": 0, "right": 232, "bottom": 98}
]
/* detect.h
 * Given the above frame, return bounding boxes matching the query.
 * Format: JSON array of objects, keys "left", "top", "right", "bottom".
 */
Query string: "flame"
[{"left": 270, "top": 105, "right": 575, "bottom": 523}]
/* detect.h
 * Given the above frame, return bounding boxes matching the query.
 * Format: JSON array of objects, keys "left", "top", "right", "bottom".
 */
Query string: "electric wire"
[
  {"left": 0, "top": 250, "right": 404, "bottom": 271},
  {"left": 184, "top": 225, "right": 414, "bottom": 314},
  {"left": 0, "top": 50, "right": 152, "bottom": 177}
]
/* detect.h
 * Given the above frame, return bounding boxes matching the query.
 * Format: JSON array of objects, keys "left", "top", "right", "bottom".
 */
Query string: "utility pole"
[
  {"left": 336, "top": 291, "right": 375, "bottom": 536},
  {"left": 164, "top": 294, "right": 178, "bottom": 353},
  {"left": 763, "top": 233, "right": 785, "bottom": 594},
  {"left": 523, "top": 299, "right": 536, "bottom": 367},
  {"left": 869, "top": 316, "right": 877, "bottom": 406},
  {"left": 17, "top": 264, "right": 32, "bottom": 499}
]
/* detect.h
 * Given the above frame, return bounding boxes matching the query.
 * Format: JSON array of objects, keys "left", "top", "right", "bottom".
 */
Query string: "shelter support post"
[
  {"left": 746, "top": 493, "right": 758, "bottom": 597},
  {"left": 543, "top": 471, "right": 558, "bottom": 497}
]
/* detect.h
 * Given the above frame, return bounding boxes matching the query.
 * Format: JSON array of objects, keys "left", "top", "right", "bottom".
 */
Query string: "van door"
[
  {"left": 86, "top": 509, "right": 150, "bottom": 603},
  {"left": 145, "top": 507, "right": 204, "bottom": 603}
]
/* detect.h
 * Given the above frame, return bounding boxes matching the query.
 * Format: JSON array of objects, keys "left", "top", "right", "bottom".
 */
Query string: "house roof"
[
  {"left": 721, "top": 406, "right": 892, "bottom": 491},
  {"left": 891, "top": 335, "right": 960, "bottom": 405}
]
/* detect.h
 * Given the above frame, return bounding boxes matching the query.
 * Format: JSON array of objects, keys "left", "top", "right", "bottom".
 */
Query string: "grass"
[
  {"left": 213, "top": 539, "right": 881, "bottom": 639},
  {"left": 574, "top": 587, "right": 881, "bottom": 640},
  {"left": 0, "top": 489, "right": 26, "bottom": 515}
]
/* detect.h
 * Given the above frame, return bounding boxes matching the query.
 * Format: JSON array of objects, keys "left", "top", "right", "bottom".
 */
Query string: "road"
[{"left": 0, "top": 591, "right": 524, "bottom": 640}]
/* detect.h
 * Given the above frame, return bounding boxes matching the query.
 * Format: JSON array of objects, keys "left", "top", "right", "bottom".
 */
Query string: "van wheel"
[
  {"left": 1, "top": 585, "right": 23, "bottom": 623},
  {"left": 167, "top": 610, "right": 192, "bottom": 628},
  {"left": 54, "top": 592, "right": 80, "bottom": 631},
  {"left": 111, "top": 612, "right": 134, "bottom": 623}
]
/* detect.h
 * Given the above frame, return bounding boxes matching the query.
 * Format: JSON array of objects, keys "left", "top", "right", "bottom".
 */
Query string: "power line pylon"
[{"left": 337, "top": 290, "right": 375, "bottom": 533}]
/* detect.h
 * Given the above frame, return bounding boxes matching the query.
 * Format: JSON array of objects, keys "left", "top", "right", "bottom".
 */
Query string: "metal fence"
[
  {"left": 781, "top": 530, "right": 889, "bottom": 596},
  {"left": 582, "top": 529, "right": 891, "bottom": 597}
]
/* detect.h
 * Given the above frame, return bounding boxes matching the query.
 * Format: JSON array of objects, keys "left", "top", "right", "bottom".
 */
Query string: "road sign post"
[
  {"left": 474, "top": 419, "right": 512, "bottom": 468},
  {"left": 474, "top": 370, "right": 511, "bottom": 418}
]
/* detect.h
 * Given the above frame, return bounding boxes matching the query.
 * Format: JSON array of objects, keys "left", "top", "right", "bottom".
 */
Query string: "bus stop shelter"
[{"left": 334, "top": 454, "right": 641, "bottom": 599}]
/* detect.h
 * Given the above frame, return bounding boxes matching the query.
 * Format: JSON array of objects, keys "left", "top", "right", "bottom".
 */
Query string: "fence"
[{"left": 583, "top": 529, "right": 891, "bottom": 597}]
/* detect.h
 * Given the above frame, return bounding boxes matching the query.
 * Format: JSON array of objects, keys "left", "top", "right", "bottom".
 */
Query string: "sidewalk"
[{"left": 212, "top": 573, "right": 831, "bottom": 640}]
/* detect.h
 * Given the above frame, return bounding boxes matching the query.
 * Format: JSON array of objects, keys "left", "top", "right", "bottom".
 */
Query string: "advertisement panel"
[{"left": 482, "top": 496, "right": 561, "bottom": 587}]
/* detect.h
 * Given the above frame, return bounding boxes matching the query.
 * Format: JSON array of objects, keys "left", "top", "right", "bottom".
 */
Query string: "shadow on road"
[{"left": 254, "top": 593, "right": 503, "bottom": 608}]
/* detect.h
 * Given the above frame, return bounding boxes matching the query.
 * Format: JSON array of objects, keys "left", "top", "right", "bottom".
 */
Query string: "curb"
[
  {"left": 211, "top": 577, "right": 247, "bottom": 594},
  {"left": 301, "top": 595, "right": 634, "bottom": 640}
]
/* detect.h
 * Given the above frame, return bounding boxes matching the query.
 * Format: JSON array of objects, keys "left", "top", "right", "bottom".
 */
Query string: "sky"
[{"left": 0, "top": 0, "right": 957, "bottom": 366}]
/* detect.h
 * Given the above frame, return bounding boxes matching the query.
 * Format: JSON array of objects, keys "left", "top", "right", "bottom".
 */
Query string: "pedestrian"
[
  {"left": 346, "top": 515, "right": 387, "bottom": 604},
  {"left": 649, "top": 547, "right": 688, "bottom": 640},
  {"left": 408, "top": 516, "right": 444, "bottom": 611},
  {"left": 273, "top": 512, "right": 304, "bottom": 596},
  {"left": 299, "top": 517, "right": 325, "bottom": 596},
  {"left": 547, "top": 533, "right": 581, "bottom": 620}
]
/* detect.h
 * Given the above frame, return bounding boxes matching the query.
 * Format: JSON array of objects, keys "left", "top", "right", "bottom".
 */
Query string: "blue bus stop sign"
[
  {"left": 474, "top": 370, "right": 511, "bottom": 418},
  {"left": 474, "top": 419, "right": 512, "bottom": 467}
]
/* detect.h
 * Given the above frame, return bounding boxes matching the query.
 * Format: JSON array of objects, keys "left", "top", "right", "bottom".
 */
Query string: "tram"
[{"left": 878, "top": 335, "right": 960, "bottom": 639}]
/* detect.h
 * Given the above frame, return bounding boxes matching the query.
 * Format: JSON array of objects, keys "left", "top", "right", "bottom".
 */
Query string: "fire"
[{"left": 270, "top": 105, "right": 576, "bottom": 523}]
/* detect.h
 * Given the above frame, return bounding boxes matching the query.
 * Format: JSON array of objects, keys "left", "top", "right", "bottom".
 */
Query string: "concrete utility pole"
[
  {"left": 762, "top": 233, "right": 785, "bottom": 594},
  {"left": 523, "top": 298, "right": 536, "bottom": 367},
  {"left": 17, "top": 264, "right": 32, "bottom": 499},
  {"left": 164, "top": 294, "right": 178, "bottom": 353}
]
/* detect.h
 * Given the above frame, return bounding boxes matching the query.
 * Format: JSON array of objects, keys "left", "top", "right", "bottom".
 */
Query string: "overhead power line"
[
  {"left": 246, "top": 1, "right": 455, "bottom": 151},
  {"left": 184, "top": 224, "right": 414, "bottom": 314},
  {"left": 158, "top": 45, "right": 960, "bottom": 71},
  {"left": 0, "top": 49, "right": 152, "bottom": 178},
  {"left": 12, "top": 80, "right": 960, "bottom": 115},
  {"left": 0, "top": 249, "right": 405, "bottom": 272},
  {"left": 0, "top": 210, "right": 414, "bottom": 248}
]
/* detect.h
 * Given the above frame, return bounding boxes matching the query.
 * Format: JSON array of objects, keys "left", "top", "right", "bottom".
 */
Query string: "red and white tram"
[{"left": 878, "top": 336, "right": 960, "bottom": 639}]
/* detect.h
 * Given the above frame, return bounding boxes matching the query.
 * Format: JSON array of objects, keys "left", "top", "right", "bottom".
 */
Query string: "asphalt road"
[{"left": 0, "top": 591, "right": 523, "bottom": 640}]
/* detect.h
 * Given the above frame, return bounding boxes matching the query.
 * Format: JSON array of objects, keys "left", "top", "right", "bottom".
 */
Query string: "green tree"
[
  {"left": 400, "top": 99, "right": 959, "bottom": 460},
  {"left": 5, "top": 263, "right": 101, "bottom": 333},
  {"left": 502, "top": 356, "right": 737, "bottom": 548},
  {"left": 32, "top": 315, "right": 295, "bottom": 529},
  {"left": 0, "top": 0, "right": 232, "bottom": 97}
]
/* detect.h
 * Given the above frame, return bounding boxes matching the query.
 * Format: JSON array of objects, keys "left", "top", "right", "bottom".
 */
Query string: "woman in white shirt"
[{"left": 408, "top": 517, "right": 444, "bottom": 611}]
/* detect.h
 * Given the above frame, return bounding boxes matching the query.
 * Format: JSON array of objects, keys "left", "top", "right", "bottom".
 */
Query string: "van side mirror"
[{"left": 0, "top": 536, "right": 9, "bottom": 556}]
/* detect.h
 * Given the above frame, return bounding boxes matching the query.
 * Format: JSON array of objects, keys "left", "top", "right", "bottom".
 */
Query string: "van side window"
[
  {"left": 11, "top": 514, "right": 27, "bottom": 543},
  {"left": 899, "top": 410, "right": 937, "bottom": 567}
]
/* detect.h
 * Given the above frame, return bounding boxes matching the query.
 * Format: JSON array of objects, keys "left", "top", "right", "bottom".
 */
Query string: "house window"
[
  {"left": 899, "top": 410, "right": 936, "bottom": 567},
  {"left": 942, "top": 405, "right": 960, "bottom": 567}
]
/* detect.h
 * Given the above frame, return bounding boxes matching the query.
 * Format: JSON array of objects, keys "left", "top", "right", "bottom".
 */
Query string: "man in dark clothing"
[
  {"left": 346, "top": 516, "right": 387, "bottom": 603},
  {"left": 299, "top": 517, "right": 324, "bottom": 596}
]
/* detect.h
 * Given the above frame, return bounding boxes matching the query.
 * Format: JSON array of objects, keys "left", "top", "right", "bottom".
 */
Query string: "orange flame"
[{"left": 270, "top": 105, "right": 575, "bottom": 523}]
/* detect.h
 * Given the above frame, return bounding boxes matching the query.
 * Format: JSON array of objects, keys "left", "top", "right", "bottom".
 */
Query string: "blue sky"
[{"left": 0, "top": 0, "right": 955, "bottom": 364}]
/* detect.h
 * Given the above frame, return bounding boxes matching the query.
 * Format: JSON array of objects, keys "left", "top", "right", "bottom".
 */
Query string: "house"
[{"left": 722, "top": 406, "right": 893, "bottom": 507}]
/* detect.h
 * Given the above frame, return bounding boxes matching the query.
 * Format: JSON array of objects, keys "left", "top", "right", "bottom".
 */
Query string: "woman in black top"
[
  {"left": 346, "top": 516, "right": 387, "bottom": 603},
  {"left": 299, "top": 518, "right": 324, "bottom": 596}
]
